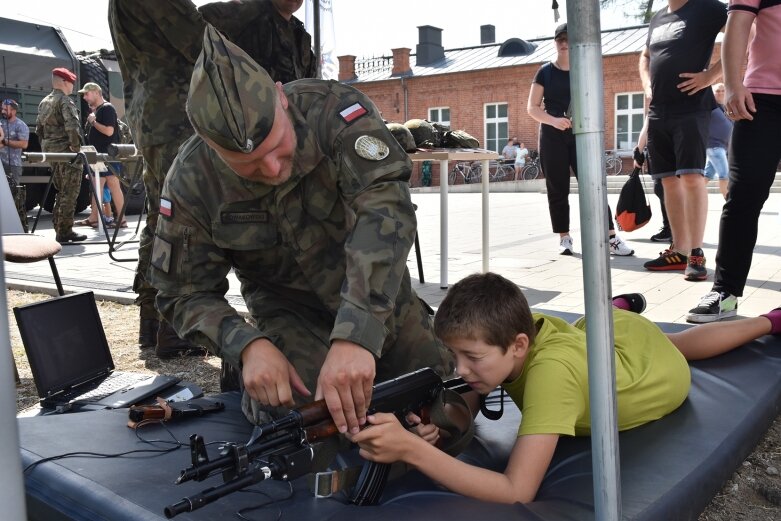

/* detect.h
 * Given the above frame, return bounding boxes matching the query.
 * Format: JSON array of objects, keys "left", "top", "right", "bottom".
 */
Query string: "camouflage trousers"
[
  {"left": 51, "top": 160, "right": 83, "bottom": 236},
  {"left": 3, "top": 163, "right": 28, "bottom": 232},
  {"left": 241, "top": 295, "right": 455, "bottom": 425},
  {"left": 134, "top": 141, "right": 185, "bottom": 319}
]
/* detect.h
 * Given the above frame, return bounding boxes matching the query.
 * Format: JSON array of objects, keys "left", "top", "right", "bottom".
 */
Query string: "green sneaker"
[{"left": 686, "top": 291, "right": 738, "bottom": 323}]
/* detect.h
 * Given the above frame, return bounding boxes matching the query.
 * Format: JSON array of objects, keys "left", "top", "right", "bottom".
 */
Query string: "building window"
[
  {"left": 615, "top": 92, "right": 645, "bottom": 150},
  {"left": 428, "top": 107, "right": 450, "bottom": 128},
  {"left": 484, "top": 103, "right": 508, "bottom": 154}
]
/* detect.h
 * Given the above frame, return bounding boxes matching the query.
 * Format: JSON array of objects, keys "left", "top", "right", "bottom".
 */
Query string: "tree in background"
[{"left": 600, "top": 0, "right": 659, "bottom": 24}]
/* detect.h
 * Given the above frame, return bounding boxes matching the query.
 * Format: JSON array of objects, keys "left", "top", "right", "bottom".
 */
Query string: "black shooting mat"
[{"left": 18, "top": 315, "right": 781, "bottom": 521}]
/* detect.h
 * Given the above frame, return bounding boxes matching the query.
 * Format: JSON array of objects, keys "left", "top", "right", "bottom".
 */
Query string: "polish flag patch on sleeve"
[
  {"left": 339, "top": 102, "right": 368, "bottom": 124},
  {"left": 160, "top": 198, "right": 173, "bottom": 218}
]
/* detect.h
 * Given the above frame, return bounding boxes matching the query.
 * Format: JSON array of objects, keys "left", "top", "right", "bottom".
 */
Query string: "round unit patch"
[{"left": 354, "top": 135, "right": 390, "bottom": 161}]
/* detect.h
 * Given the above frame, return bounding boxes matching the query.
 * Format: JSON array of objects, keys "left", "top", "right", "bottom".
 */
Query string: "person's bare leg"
[
  {"left": 105, "top": 175, "right": 125, "bottom": 221},
  {"left": 661, "top": 175, "right": 690, "bottom": 253},
  {"left": 680, "top": 172, "right": 708, "bottom": 249},
  {"left": 85, "top": 177, "right": 108, "bottom": 224},
  {"left": 718, "top": 178, "right": 728, "bottom": 199},
  {"left": 666, "top": 317, "right": 772, "bottom": 360}
]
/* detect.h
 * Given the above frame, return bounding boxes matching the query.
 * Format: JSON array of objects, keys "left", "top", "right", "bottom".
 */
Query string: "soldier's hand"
[
  {"left": 315, "top": 340, "right": 376, "bottom": 435},
  {"left": 240, "top": 338, "right": 310, "bottom": 408}
]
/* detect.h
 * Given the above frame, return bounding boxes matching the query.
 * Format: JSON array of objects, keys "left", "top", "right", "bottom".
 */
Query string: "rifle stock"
[{"left": 165, "top": 367, "right": 470, "bottom": 517}]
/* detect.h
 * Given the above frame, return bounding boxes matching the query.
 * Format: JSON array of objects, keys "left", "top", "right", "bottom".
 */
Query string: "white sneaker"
[
  {"left": 559, "top": 235, "right": 574, "bottom": 255},
  {"left": 609, "top": 235, "right": 634, "bottom": 256}
]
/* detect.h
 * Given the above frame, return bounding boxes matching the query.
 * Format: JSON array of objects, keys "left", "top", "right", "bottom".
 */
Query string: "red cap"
[{"left": 52, "top": 67, "right": 77, "bottom": 83}]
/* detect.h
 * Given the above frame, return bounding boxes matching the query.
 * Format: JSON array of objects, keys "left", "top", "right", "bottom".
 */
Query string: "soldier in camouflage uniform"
[
  {"left": 36, "top": 68, "right": 86, "bottom": 243},
  {"left": 151, "top": 26, "right": 454, "bottom": 430},
  {"left": 199, "top": 0, "right": 317, "bottom": 84},
  {"left": 108, "top": 0, "right": 207, "bottom": 357},
  {"left": 200, "top": 0, "right": 318, "bottom": 393}
]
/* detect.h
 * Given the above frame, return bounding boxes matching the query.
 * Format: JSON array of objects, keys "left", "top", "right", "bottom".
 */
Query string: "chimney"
[
  {"left": 416, "top": 25, "right": 444, "bottom": 66},
  {"left": 337, "top": 55, "right": 357, "bottom": 81},
  {"left": 481, "top": 24, "right": 496, "bottom": 44},
  {"left": 391, "top": 48, "right": 411, "bottom": 76}
]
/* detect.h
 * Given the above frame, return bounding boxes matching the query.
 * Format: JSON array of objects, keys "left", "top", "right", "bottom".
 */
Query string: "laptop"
[{"left": 14, "top": 291, "right": 180, "bottom": 411}]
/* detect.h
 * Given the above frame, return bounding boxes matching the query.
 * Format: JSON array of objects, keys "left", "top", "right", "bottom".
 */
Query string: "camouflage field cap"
[{"left": 187, "top": 24, "right": 277, "bottom": 153}]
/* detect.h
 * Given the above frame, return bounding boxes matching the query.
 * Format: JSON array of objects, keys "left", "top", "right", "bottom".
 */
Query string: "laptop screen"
[{"left": 14, "top": 292, "right": 115, "bottom": 399}]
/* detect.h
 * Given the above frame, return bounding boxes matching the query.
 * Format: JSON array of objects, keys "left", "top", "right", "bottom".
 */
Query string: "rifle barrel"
[{"left": 166, "top": 461, "right": 278, "bottom": 518}]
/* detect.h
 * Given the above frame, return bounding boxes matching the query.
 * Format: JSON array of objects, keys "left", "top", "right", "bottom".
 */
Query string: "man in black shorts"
[
  {"left": 76, "top": 82, "right": 125, "bottom": 228},
  {"left": 639, "top": 0, "right": 726, "bottom": 281}
]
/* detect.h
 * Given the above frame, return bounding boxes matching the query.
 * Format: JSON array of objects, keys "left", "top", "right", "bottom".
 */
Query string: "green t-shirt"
[{"left": 502, "top": 310, "right": 691, "bottom": 437}]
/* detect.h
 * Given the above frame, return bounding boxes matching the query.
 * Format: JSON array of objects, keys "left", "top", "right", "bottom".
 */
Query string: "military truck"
[{"left": 0, "top": 16, "right": 144, "bottom": 214}]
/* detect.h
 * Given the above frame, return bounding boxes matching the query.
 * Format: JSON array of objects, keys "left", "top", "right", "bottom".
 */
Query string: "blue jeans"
[{"left": 704, "top": 147, "right": 728, "bottom": 180}]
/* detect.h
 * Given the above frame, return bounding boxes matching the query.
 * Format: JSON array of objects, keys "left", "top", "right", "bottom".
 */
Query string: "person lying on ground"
[{"left": 351, "top": 271, "right": 781, "bottom": 503}]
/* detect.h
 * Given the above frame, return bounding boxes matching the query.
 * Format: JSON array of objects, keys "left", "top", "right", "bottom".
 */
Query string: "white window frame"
[
  {"left": 484, "top": 102, "right": 508, "bottom": 154},
  {"left": 614, "top": 92, "right": 645, "bottom": 151},
  {"left": 428, "top": 107, "right": 450, "bottom": 128}
]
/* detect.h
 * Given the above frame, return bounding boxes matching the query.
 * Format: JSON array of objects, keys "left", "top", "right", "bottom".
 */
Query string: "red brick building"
[{"left": 338, "top": 24, "right": 721, "bottom": 186}]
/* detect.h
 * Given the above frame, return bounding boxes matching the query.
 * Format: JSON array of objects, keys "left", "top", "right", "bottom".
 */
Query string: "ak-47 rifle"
[{"left": 163, "top": 367, "right": 474, "bottom": 518}]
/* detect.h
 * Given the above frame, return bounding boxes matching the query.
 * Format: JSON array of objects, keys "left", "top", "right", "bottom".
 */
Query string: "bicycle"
[
  {"left": 449, "top": 161, "right": 481, "bottom": 185},
  {"left": 486, "top": 160, "right": 515, "bottom": 182},
  {"left": 605, "top": 150, "right": 623, "bottom": 176},
  {"left": 519, "top": 157, "right": 542, "bottom": 180}
]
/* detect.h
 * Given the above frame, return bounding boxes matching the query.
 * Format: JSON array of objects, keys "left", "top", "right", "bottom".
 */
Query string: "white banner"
[{"left": 304, "top": 0, "right": 338, "bottom": 80}]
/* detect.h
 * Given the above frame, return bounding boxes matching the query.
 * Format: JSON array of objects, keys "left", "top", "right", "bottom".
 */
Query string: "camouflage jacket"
[
  {"left": 151, "top": 80, "right": 416, "bottom": 368},
  {"left": 107, "top": 0, "right": 205, "bottom": 147},
  {"left": 200, "top": 0, "right": 317, "bottom": 84},
  {"left": 35, "top": 89, "right": 82, "bottom": 152}
]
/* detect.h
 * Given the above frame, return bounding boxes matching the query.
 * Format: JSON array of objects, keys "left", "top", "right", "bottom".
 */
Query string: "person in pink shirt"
[{"left": 688, "top": 0, "right": 781, "bottom": 323}]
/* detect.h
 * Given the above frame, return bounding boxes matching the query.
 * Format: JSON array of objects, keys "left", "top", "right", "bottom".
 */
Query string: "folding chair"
[{"left": 1, "top": 166, "right": 65, "bottom": 296}]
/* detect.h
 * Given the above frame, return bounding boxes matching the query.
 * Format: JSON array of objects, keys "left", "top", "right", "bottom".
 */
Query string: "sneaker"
[
  {"left": 609, "top": 236, "right": 634, "bottom": 256},
  {"left": 612, "top": 293, "right": 646, "bottom": 314},
  {"left": 684, "top": 248, "right": 707, "bottom": 281},
  {"left": 55, "top": 231, "right": 87, "bottom": 243},
  {"left": 687, "top": 291, "right": 738, "bottom": 323},
  {"left": 650, "top": 227, "right": 672, "bottom": 242},
  {"left": 559, "top": 235, "right": 574, "bottom": 256},
  {"left": 643, "top": 249, "right": 687, "bottom": 271}
]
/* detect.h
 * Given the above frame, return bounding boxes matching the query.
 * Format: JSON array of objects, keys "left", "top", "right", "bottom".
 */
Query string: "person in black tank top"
[{"left": 77, "top": 82, "right": 126, "bottom": 228}]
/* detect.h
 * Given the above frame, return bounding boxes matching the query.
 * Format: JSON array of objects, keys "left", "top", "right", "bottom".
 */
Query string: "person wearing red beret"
[{"left": 36, "top": 67, "right": 86, "bottom": 243}]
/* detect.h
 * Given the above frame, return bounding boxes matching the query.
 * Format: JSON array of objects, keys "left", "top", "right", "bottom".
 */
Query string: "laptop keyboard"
[{"left": 66, "top": 372, "right": 151, "bottom": 403}]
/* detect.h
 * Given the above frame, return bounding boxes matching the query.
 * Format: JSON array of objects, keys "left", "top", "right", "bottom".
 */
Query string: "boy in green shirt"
[{"left": 351, "top": 272, "right": 781, "bottom": 504}]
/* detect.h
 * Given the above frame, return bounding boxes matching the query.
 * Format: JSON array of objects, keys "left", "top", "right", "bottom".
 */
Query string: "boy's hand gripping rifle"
[{"left": 164, "top": 367, "right": 473, "bottom": 518}]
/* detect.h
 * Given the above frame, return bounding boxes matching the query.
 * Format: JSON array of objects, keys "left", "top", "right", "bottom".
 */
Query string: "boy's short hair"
[{"left": 434, "top": 272, "right": 536, "bottom": 350}]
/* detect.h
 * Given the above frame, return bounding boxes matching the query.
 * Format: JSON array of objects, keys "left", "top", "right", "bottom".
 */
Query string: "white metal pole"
[
  {"left": 0, "top": 214, "right": 30, "bottom": 521},
  {"left": 567, "top": 2, "right": 622, "bottom": 520},
  {"left": 439, "top": 159, "right": 449, "bottom": 288},
  {"left": 481, "top": 159, "right": 490, "bottom": 273}
]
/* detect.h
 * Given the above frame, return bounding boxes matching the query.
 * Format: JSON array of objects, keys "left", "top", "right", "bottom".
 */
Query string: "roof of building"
[{"left": 351, "top": 25, "right": 652, "bottom": 83}]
